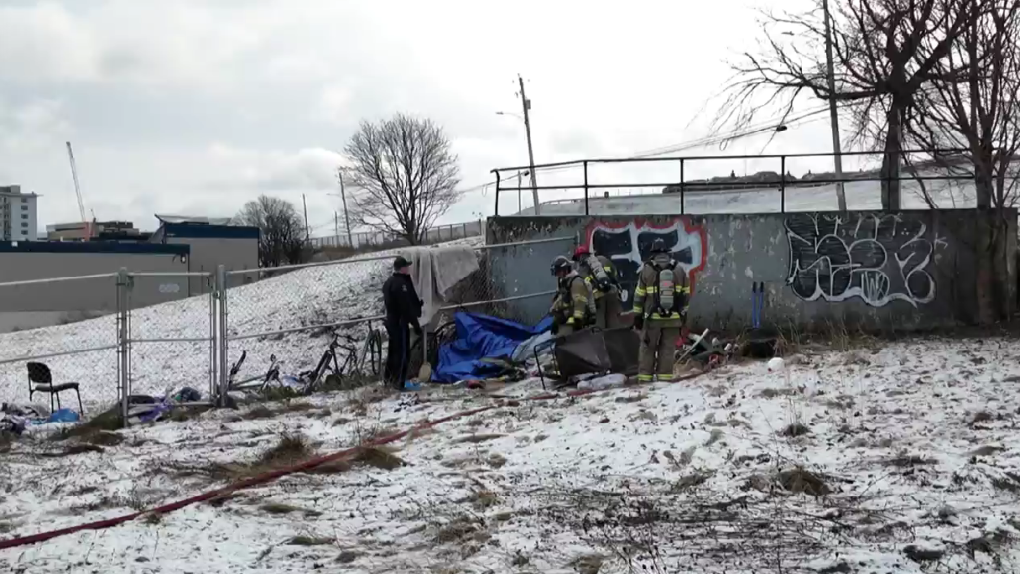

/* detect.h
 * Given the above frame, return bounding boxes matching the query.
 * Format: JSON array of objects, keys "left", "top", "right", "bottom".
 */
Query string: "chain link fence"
[
  {"left": 0, "top": 236, "right": 573, "bottom": 427},
  {"left": 0, "top": 274, "right": 120, "bottom": 418}
]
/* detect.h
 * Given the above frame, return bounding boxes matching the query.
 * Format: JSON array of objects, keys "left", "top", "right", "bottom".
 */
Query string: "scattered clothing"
[
  {"left": 47, "top": 409, "right": 80, "bottom": 424},
  {"left": 405, "top": 246, "right": 480, "bottom": 325},
  {"left": 551, "top": 270, "right": 593, "bottom": 336},
  {"left": 577, "top": 373, "right": 627, "bottom": 390}
]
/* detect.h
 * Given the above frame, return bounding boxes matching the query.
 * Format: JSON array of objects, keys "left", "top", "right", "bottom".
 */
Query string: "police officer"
[
  {"left": 382, "top": 255, "right": 422, "bottom": 389},
  {"left": 549, "top": 255, "right": 593, "bottom": 336},
  {"left": 632, "top": 239, "right": 690, "bottom": 382},
  {"left": 572, "top": 246, "right": 625, "bottom": 329}
]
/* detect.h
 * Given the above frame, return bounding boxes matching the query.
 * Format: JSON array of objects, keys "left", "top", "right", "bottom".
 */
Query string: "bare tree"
[
  {"left": 715, "top": 0, "right": 978, "bottom": 209},
  {"left": 908, "top": 0, "right": 1020, "bottom": 209},
  {"left": 234, "top": 195, "right": 308, "bottom": 268},
  {"left": 343, "top": 114, "right": 461, "bottom": 245},
  {"left": 907, "top": 0, "right": 1020, "bottom": 321}
]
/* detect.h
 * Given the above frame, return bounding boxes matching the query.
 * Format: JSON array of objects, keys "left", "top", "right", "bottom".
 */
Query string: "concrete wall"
[
  {"left": 0, "top": 242, "right": 191, "bottom": 315},
  {"left": 486, "top": 210, "right": 1017, "bottom": 331}
]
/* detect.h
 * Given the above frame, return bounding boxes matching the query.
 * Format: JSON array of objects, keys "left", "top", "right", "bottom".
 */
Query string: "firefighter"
[
  {"left": 549, "top": 255, "right": 593, "bottom": 336},
  {"left": 572, "top": 245, "right": 625, "bottom": 329},
  {"left": 632, "top": 239, "right": 690, "bottom": 382}
]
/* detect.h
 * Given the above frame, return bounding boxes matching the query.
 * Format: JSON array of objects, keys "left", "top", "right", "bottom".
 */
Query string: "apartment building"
[{"left": 0, "top": 185, "right": 38, "bottom": 241}]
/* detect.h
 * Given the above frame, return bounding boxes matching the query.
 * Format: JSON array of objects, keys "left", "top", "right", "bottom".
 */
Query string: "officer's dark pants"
[{"left": 384, "top": 321, "right": 410, "bottom": 388}]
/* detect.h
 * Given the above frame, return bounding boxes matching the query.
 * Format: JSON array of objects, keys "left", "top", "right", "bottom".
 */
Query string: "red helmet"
[{"left": 572, "top": 245, "right": 590, "bottom": 261}]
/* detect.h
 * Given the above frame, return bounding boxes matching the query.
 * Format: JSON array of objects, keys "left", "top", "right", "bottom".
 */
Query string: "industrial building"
[
  {"left": 0, "top": 214, "right": 260, "bottom": 333},
  {"left": 0, "top": 185, "right": 38, "bottom": 242}
]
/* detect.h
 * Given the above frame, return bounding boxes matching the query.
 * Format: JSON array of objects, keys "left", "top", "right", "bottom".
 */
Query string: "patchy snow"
[
  {"left": 0, "top": 237, "right": 484, "bottom": 409},
  {"left": 3, "top": 336, "right": 1020, "bottom": 573}
]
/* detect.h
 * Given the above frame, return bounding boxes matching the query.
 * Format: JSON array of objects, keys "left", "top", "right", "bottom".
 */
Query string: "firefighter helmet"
[
  {"left": 572, "top": 245, "right": 591, "bottom": 261},
  {"left": 649, "top": 238, "right": 669, "bottom": 254},
  {"left": 550, "top": 255, "right": 573, "bottom": 275}
]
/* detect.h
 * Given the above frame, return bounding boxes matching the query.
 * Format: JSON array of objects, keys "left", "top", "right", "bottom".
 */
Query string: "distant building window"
[
  {"left": 22, "top": 213, "right": 29, "bottom": 219},
  {"left": 21, "top": 204, "right": 28, "bottom": 210}
]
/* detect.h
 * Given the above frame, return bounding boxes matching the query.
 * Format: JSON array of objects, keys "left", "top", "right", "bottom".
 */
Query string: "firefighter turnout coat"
[
  {"left": 551, "top": 271, "right": 594, "bottom": 332},
  {"left": 632, "top": 260, "right": 691, "bottom": 327}
]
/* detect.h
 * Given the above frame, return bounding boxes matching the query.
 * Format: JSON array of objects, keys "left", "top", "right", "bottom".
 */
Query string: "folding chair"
[{"left": 27, "top": 362, "right": 84, "bottom": 415}]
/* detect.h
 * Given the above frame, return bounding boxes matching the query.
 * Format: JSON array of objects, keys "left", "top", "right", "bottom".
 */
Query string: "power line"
[{"left": 448, "top": 104, "right": 835, "bottom": 195}]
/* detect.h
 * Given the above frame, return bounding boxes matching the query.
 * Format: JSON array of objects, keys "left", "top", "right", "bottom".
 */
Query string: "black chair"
[{"left": 27, "top": 362, "right": 83, "bottom": 415}]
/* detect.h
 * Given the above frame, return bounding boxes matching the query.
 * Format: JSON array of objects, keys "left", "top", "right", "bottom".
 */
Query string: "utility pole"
[
  {"left": 823, "top": 0, "right": 847, "bottom": 212},
  {"left": 517, "top": 74, "right": 540, "bottom": 214},
  {"left": 302, "top": 193, "right": 309, "bottom": 241},
  {"left": 337, "top": 169, "right": 353, "bottom": 247},
  {"left": 334, "top": 211, "right": 339, "bottom": 240}
]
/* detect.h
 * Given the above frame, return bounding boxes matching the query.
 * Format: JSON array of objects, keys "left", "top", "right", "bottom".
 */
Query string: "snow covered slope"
[
  {"left": 2, "top": 337, "right": 1019, "bottom": 573},
  {"left": 0, "top": 237, "right": 484, "bottom": 408}
]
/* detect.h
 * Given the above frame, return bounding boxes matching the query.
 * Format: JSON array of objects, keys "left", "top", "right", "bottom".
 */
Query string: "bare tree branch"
[
  {"left": 713, "top": 0, "right": 981, "bottom": 209},
  {"left": 343, "top": 114, "right": 461, "bottom": 245}
]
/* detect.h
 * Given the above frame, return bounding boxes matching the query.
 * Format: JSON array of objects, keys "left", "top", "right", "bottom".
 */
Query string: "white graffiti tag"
[{"left": 784, "top": 213, "right": 947, "bottom": 307}]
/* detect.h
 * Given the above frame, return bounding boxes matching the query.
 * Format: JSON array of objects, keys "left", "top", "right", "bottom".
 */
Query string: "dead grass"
[
  {"left": 52, "top": 407, "right": 122, "bottom": 441},
  {"left": 286, "top": 535, "right": 334, "bottom": 546},
  {"left": 167, "top": 433, "right": 314, "bottom": 482},
  {"left": 885, "top": 453, "right": 937, "bottom": 467},
  {"left": 453, "top": 433, "right": 506, "bottom": 445},
  {"left": 759, "top": 387, "right": 798, "bottom": 399},
  {"left": 434, "top": 516, "right": 482, "bottom": 544},
  {"left": 62, "top": 444, "right": 105, "bottom": 456},
  {"left": 781, "top": 423, "right": 811, "bottom": 437},
  {"left": 468, "top": 490, "right": 500, "bottom": 511},
  {"left": 777, "top": 468, "right": 831, "bottom": 496},
  {"left": 259, "top": 502, "right": 321, "bottom": 517},
  {"left": 168, "top": 405, "right": 212, "bottom": 423}
]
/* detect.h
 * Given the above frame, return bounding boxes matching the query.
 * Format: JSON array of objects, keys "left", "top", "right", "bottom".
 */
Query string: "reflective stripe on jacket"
[{"left": 632, "top": 261, "right": 690, "bottom": 323}]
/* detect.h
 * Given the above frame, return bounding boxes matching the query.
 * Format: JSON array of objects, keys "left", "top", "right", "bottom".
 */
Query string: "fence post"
[
  {"left": 116, "top": 268, "right": 130, "bottom": 428},
  {"left": 680, "top": 158, "right": 686, "bottom": 215},
  {"left": 780, "top": 155, "right": 787, "bottom": 213},
  {"left": 215, "top": 265, "right": 229, "bottom": 406},
  {"left": 583, "top": 160, "right": 590, "bottom": 216},
  {"left": 494, "top": 171, "right": 501, "bottom": 216},
  {"left": 208, "top": 272, "right": 217, "bottom": 402}
]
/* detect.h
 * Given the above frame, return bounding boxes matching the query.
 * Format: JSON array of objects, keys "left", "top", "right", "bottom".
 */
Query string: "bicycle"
[
  {"left": 298, "top": 323, "right": 383, "bottom": 393},
  {"left": 227, "top": 350, "right": 282, "bottom": 393}
]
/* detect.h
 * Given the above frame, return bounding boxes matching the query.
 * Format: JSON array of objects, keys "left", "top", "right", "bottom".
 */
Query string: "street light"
[
  {"left": 496, "top": 111, "right": 524, "bottom": 121},
  {"left": 495, "top": 106, "right": 540, "bottom": 214}
]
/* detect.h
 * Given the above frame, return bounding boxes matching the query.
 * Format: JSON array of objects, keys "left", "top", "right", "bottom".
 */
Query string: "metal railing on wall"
[
  {"left": 309, "top": 219, "right": 488, "bottom": 249},
  {"left": 490, "top": 148, "right": 978, "bottom": 216},
  {"left": 0, "top": 235, "right": 574, "bottom": 427}
]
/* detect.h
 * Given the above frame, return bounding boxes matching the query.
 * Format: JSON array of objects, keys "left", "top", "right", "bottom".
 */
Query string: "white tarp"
[{"left": 405, "top": 246, "right": 480, "bottom": 325}]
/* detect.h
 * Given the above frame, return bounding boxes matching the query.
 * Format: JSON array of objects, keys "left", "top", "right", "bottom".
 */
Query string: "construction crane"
[{"left": 65, "top": 141, "right": 92, "bottom": 240}]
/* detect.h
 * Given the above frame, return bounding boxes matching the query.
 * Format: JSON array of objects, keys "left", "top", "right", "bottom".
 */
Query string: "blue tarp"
[{"left": 432, "top": 312, "right": 553, "bottom": 383}]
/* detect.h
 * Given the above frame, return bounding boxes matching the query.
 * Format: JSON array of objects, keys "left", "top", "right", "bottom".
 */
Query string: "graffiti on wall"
[
  {"left": 784, "top": 212, "right": 948, "bottom": 307},
  {"left": 584, "top": 217, "right": 707, "bottom": 301}
]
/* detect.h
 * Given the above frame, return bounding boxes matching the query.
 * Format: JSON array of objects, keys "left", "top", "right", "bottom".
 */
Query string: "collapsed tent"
[{"left": 432, "top": 312, "right": 552, "bottom": 383}]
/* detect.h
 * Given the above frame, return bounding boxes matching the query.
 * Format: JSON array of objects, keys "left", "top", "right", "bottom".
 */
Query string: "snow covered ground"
[
  {"left": 0, "top": 237, "right": 484, "bottom": 409},
  {"left": 3, "top": 336, "right": 1020, "bottom": 573}
]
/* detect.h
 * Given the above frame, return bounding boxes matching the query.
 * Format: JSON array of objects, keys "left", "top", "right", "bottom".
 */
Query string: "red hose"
[
  {"left": 0, "top": 404, "right": 497, "bottom": 550},
  {"left": 0, "top": 374, "right": 685, "bottom": 550}
]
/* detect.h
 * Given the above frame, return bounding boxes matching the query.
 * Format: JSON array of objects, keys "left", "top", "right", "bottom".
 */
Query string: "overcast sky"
[{"left": 0, "top": 0, "right": 842, "bottom": 237}]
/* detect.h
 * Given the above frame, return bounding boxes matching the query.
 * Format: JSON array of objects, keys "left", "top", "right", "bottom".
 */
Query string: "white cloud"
[{"left": 0, "top": 0, "right": 839, "bottom": 238}]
